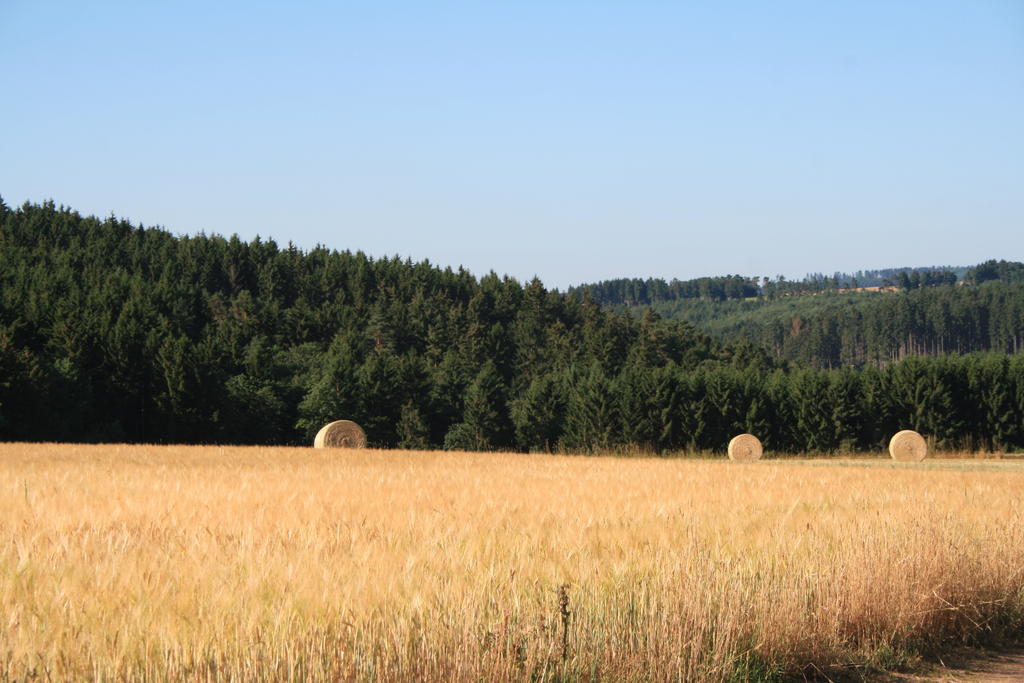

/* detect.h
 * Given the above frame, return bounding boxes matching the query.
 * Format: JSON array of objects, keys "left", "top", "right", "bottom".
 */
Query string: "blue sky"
[{"left": 2, "top": 1, "right": 1021, "bottom": 289}]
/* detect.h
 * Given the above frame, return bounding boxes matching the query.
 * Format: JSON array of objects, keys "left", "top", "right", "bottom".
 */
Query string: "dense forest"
[
  {"left": 629, "top": 284, "right": 1024, "bottom": 369},
  {"left": 580, "top": 263, "right": 1024, "bottom": 369},
  {"left": 569, "top": 274, "right": 760, "bottom": 304},
  {"left": 2, "top": 200, "right": 1023, "bottom": 452},
  {"left": 570, "top": 266, "right": 970, "bottom": 306}
]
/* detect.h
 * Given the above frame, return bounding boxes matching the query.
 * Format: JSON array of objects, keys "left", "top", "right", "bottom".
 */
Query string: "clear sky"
[{"left": 2, "top": 1, "right": 1022, "bottom": 289}]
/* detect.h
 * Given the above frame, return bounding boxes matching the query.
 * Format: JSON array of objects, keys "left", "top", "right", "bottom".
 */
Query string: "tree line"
[
  {"left": 568, "top": 274, "right": 759, "bottom": 305},
  {"left": 2, "top": 200, "right": 1023, "bottom": 452},
  {"left": 641, "top": 284, "right": 1024, "bottom": 369},
  {"left": 968, "top": 259, "right": 1024, "bottom": 285},
  {"left": 572, "top": 266, "right": 976, "bottom": 306}
]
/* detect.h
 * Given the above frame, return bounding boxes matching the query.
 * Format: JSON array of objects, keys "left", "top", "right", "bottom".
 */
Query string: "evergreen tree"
[
  {"left": 789, "top": 369, "right": 835, "bottom": 451},
  {"left": 561, "top": 363, "right": 619, "bottom": 452},
  {"left": 510, "top": 373, "right": 566, "bottom": 452},
  {"left": 3, "top": 200, "right": 1023, "bottom": 453},
  {"left": 296, "top": 332, "right": 361, "bottom": 440},
  {"left": 356, "top": 347, "right": 404, "bottom": 447},
  {"left": 616, "top": 364, "right": 661, "bottom": 451},
  {"left": 703, "top": 368, "right": 744, "bottom": 449},
  {"left": 445, "top": 361, "right": 510, "bottom": 451},
  {"left": 966, "top": 354, "right": 1016, "bottom": 451},
  {"left": 828, "top": 369, "right": 863, "bottom": 450},
  {"left": 396, "top": 401, "right": 430, "bottom": 450}
]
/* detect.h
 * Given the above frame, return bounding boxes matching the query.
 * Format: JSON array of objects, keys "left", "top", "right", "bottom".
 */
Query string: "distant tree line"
[
  {"left": 2, "top": 200, "right": 1023, "bottom": 452},
  {"left": 880, "top": 269, "right": 958, "bottom": 290},
  {"left": 572, "top": 266, "right": 975, "bottom": 306},
  {"left": 568, "top": 275, "right": 759, "bottom": 305},
  {"left": 642, "top": 284, "right": 1024, "bottom": 369},
  {"left": 805, "top": 265, "right": 964, "bottom": 289},
  {"left": 967, "top": 259, "right": 1024, "bottom": 285}
]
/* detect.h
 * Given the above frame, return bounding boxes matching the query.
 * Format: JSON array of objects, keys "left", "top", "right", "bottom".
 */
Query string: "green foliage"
[
  {"left": 966, "top": 354, "right": 1016, "bottom": 451},
  {"left": 574, "top": 266, "right": 967, "bottom": 307},
  {"left": 631, "top": 284, "right": 1024, "bottom": 369},
  {"left": 561, "top": 363, "right": 620, "bottom": 452},
  {"left": 570, "top": 274, "right": 759, "bottom": 304},
  {"left": 966, "top": 259, "right": 1024, "bottom": 285},
  {"left": 446, "top": 361, "right": 510, "bottom": 451},
  {"left": 616, "top": 363, "right": 662, "bottom": 451},
  {"left": 2, "top": 201, "right": 1024, "bottom": 453},
  {"left": 296, "top": 332, "right": 360, "bottom": 442},
  {"left": 442, "top": 423, "right": 478, "bottom": 451},
  {"left": 790, "top": 370, "right": 835, "bottom": 452},
  {"left": 510, "top": 373, "right": 565, "bottom": 452},
  {"left": 396, "top": 401, "right": 430, "bottom": 450}
]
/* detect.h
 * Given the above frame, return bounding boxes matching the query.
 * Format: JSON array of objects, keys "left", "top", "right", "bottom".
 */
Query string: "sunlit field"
[{"left": 2, "top": 444, "right": 1023, "bottom": 681}]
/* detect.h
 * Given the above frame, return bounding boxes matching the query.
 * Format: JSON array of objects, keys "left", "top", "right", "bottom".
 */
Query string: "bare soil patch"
[{"left": 884, "top": 648, "right": 1024, "bottom": 682}]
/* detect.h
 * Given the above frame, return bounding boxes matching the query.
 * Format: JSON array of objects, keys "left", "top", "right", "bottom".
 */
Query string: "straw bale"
[
  {"left": 728, "top": 433, "right": 762, "bottom": 461},
  {"left": 888, "top": 429, "right": 927, "bottom": 462},
  {"left": 313, "top": 420, "right": 367, "bottom": 449}
]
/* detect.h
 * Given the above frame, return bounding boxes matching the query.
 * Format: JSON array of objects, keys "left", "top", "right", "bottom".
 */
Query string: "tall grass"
[{"left": 2, "top": 443, "right": 1023, "bottom": 680}]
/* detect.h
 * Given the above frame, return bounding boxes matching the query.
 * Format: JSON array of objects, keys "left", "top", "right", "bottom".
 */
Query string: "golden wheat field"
[{"left": 2, "top": 443, "right": 1023, "bottom": 681}]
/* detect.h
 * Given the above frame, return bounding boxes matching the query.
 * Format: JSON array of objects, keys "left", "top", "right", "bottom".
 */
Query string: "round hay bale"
[
  {"left": 727, "top": 433, "right": 762, "bottom": 461},
  {"left": 313, "top": 420, "right": 367, "bottom": 449},
  {"left": 888, "top": 429, "right": 927, "bottom": 461}
]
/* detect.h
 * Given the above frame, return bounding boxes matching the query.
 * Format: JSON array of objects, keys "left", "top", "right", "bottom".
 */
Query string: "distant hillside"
[
  {"left": 576, "top": 261, "right": 1024, "bottom": 368},
  {"left": 802, "top": 265, "right": 968, "bottom": 289},
  {"left": 966, "top": 259, "right": 1024, "bottom": 285},
  {"left": 636, "top": 283, "right": 1024, "bottom": 368},
  {"left": 569, "top": 265, "right": 972, "bottom": 306},
  {"left": 567, "top": 274, "right": 760, "bottom": 305}
]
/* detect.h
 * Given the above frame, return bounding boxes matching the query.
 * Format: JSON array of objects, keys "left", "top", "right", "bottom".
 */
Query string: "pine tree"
[
  {"left": 888, "top": 356, "right": 959, "bottom": 446},
  {"left": 828, "top": 369, "right": 863, "bottom": 450},
  {"left": 296, "top": 332, "right": 362, "bottom": 440},
  {"left": 677, "top": 370, "right": 711, "bottom": 451},
  {"left": 396, "top": 401, "right": 430, "bottom": 450},
  {"left": 652, "top": 367, "right": 684, "bottom": 452},
  {"left": 510, "top": 373, "right": 566, "bottom": 452},
  {"left": 967, "top": 354, "right": 1015, "bottom": 451},
  {"left": 790, "top": 369, "right": 835, "bottom": 451},
  {"left": 739, "top": 367, "right": 772, "bottom": 448},
  {"left": 1010, "top": 355, "right": 1024, "bottom": 448},
  {"left": 356, "top": 347, "right": 404, "bottom": 447},
  {"left": 616, "top": 364, "right": 661, "bottom": 451},
  {"left": 704, "top": 367, "right": 744, "bottom": 450},
  {"left": 445, "top": 361, "right": 510, "bottom": 451},
  {"left": 561, "top": 363, "right": 619, "bottom": 452},
  {"left": 430, "top": 349, "right": 472, "bottom": 445}
]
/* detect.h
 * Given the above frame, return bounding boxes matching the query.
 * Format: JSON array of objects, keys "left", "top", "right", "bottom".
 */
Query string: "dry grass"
[{"left": 2, "top": 443, "right": 1023, "bottom": 681}]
